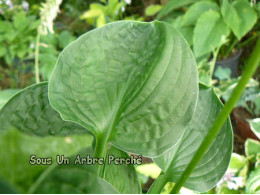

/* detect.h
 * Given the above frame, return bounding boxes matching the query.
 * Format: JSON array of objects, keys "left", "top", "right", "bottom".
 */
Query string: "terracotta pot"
[{"left": 233, "top": 107, "right": 260, "bottom": 141}]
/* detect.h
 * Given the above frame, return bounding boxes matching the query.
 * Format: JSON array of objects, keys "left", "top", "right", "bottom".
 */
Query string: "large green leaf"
[
  {"left": 0, "top": 89, "right": 20, "bottom": 110},
  {"left": 104, "top": 146, "right": 141, "bottom": 194},
  {"left": 193, "top": 10, "right": 230, "bottom": 58},
  {"left": 0, "top": 129, "right": 93, "bottom": 193},
  {"left": 33, "top": 146, "right": 140, "bottom": 194},
  {"left": 0, "top": 83, "right": 95, "bottom": 193},
  {"left": 221, "top": 0, "right": 257, "bottom": 40},
  {"left": 153, "top": 84, "right": 233, "bottom": 192},
  {"left": 49, "top": 21, "right": 198, "bottom": 157},
  {"left": 182, "top": 1, "right": 219, "bottom": 26},
  {"left": 0, "top": 82, "right": 88, "bottom": 136},
  {"left": 34, "top": 166, "right": 119, "bottom": 194}
]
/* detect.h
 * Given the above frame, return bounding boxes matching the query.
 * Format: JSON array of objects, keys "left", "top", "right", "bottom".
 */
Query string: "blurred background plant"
[{"left": 0, "top": 0, "right": 259, "bottom": 193}]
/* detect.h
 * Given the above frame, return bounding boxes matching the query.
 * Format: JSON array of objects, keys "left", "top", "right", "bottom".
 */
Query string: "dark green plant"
[
  {"left": 39, "top": 30, "right": 76, "bottom": 81},
  {"left": 157, "top": 0, "right": 258, "bottom": 59},
  {"left": 0, "top": 21, "right": 259, "bottom": 194},
  {"left": 0, "top": 11, "right": 39, "bottom": 66}
]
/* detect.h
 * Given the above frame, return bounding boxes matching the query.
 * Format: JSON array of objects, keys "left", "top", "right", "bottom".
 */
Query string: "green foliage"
[
  {"left": 221, "top": 0, "right": 257, "bottom": 40},
  {"left": 48, "top": 20, "right": 198, "bottom": 157},
  {"left": 246, "top": 139, "right": 260, "bottom": 161},
  {"left": 171, "top": 16, "right": 193, "bottom": 45},
  {"left": 104, "top": 146, "right": 142, "bottom": 193},
  {"left": 246, "top": 167, "right": 260, "bottom": 194},
  {"left": 0, "top": 129, "right": 93, "bottom": 193},
  {"left": 4, "top": 17, "right": 260, "bottom": 194},
  {"left": 157, "top": 0, "right": 199, "bottom": 20},
  {"left": 0, "top": 83, "right": 88, "bottom": 136},
  {"left": 229, "top": 153, "right": 248, "bottom": 174},
  {"left": 216, "top": 138, "right": 260, "bottom": 194},
  {"left": 217, "top": 78, "right": 260, "bottom": 116},
  {"left": 182, "top": 1, "right": 219, "bottom": 26},
  {"left": 32, "top": 147, "right": 140, "bottom": 194},
  {"left": 80, "top": 0, "right": 127, "bottom": 28},
  {"left": 39, "top": 31, "right": 76, "bottom": 80},
  {"left": 34, "top": 166, "right": 119, "bottom": 193},
  {"left": 145, "top": 5, "right": 162, "bottom": 16},
  {"left": 0, "top": 11, "right": 39, "bottom": 66},
  {"left": 193, "top": 10, "right": 230, "bottom": 57},
  {"left": 158, "top": 0, "right": 258, "bottom": 59},
  {"left": 0, "top": 89, "right": 20, "bottom": 109},
  {"left": 153, "top": 84, "right": 233, "bottom": 192},
  {"left": 214, "top": 66, "right": 232, "bottom": 80}
]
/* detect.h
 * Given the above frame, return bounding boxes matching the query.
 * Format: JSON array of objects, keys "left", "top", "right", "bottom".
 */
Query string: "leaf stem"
[
  {"left": 224, "top": 38, "right": 238, "bottom": 59},
  {"left": 35, "top": 26, "right": 41, "bottom": 84},
  {"left": 171, "top": 38, "right": 260, "bottom": 194},
  {"left": 209, "top": 46, "right": 221, "bottom": 81},
  {"left": 28, "top": 164, "right": 57, "bottom": 193},
  {"left": 147, "top": 173, "right": 168, "bottom": 194},
  {"left": 94, "top": 133, "right": 108, "bottom": 177}
]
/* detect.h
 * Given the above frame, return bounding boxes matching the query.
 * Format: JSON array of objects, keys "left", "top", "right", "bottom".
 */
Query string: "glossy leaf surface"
[
  {"left": 49, "top": 21, "right": 198, "bottom": 157},
  {"left": 154, "top": 84, "right": 233, "bottom": 192}
]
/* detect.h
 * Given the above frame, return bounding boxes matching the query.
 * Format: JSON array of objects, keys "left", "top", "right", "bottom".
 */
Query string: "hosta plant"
[{"left": 0, "top": 20, "right": 259, "bottom": 194}]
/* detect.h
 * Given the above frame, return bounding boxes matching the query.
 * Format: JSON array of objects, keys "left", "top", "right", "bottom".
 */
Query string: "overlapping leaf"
[
  {"left": 193, "top": 10, "right": 230, "bottom": 57},
  {"left": 33, "top": 146, "right": 141, "bottom": 194},
  {"left": 0, "top": 129, "right": 93, "bottom": 193},
  {"left": 49, "top": 21, "right": 198, "bottom": 157},
  {"left": 104, "top": 146, "right": 141, "bottom": 194},
  {"left": 246, "top": 167, "right": 260, "bottom": 194},
  {"left": 0, "top": 89, "right": 20, "bottom": 109},
  {"left": 34, "top": 166, "right": 119, "bottom": 194},
  {"left": 0, "top": 83, "right": 141, "bottom": 193},
  {"left": 171, "top": 16, "right": 193, "bottom": 46},
  {"left": 182, "top": 1, "right": 219, "bottom": 26},
  {"left": 154, "top": 84, "right": 233, "bottom": 192},
  {"left": 156, "top": 0, "right": 199, "bottom": 20},
  {"left": 221, "top": 0, "right": 257, "bottom": 40},
  {"left": 0, "top": 82, "right": 88, "bottom": 136}
]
